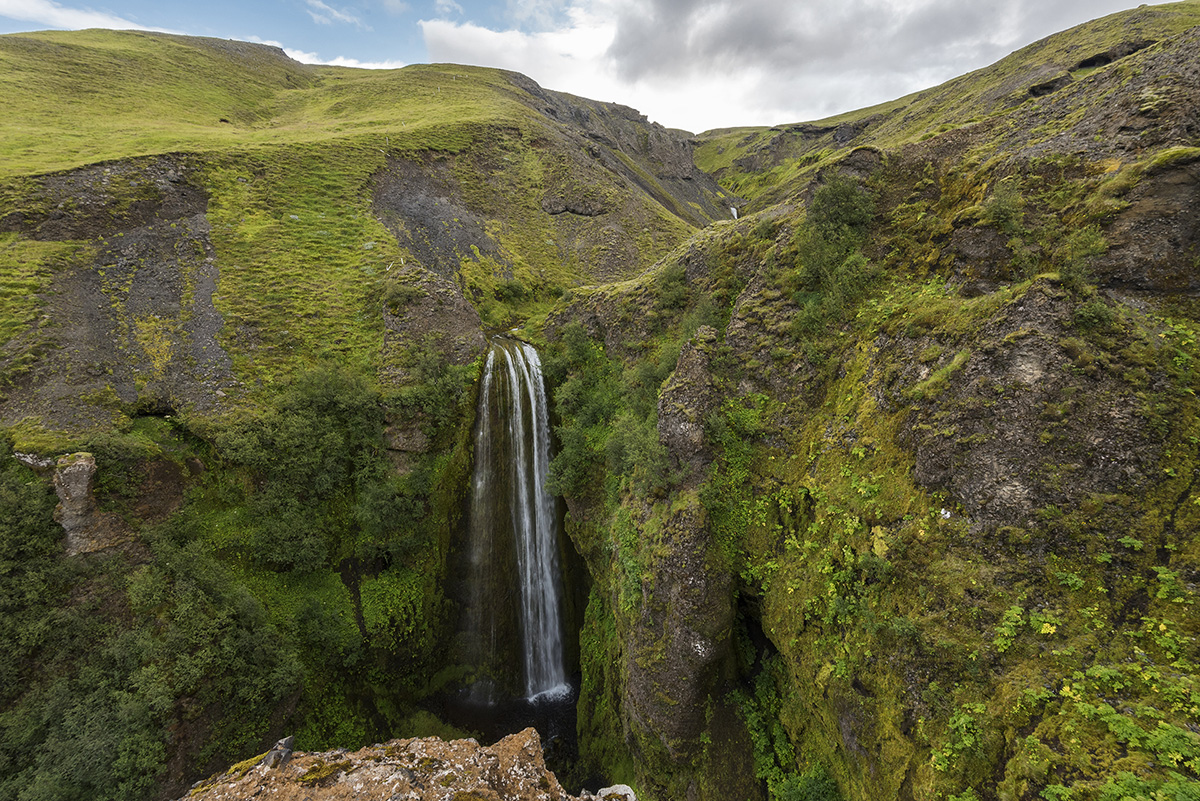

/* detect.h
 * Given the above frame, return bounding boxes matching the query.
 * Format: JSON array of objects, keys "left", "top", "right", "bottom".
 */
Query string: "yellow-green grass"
[
  {"left": 0, "top": 233, "right": 88, "bottom": 345},
  {"left": 200, "top": 143, "right": 404, "bottom": 388},
  {"left": 0, "top": 29, "right": 542, "bottom": 178}
]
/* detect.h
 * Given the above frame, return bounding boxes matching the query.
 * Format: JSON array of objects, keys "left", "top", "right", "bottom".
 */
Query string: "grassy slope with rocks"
[{"left": 0, "top": 29, "right": 726, "bottom": 801}]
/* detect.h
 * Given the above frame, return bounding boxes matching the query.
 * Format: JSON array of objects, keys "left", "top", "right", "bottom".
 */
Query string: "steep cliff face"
[{"left": 539, "top": 7, "right": 1200, "bottom": 801}]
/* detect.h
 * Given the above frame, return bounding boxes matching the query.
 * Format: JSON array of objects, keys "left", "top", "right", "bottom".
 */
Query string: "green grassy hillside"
[
  {"left": 0, "top": 30, "right": 537, "bottom": 176},
  {"left": 0, "top": 27, "right": 725, "bottom": 801},
  {"left": 0, "top": 29, "right": 723, "bottom": 444}
]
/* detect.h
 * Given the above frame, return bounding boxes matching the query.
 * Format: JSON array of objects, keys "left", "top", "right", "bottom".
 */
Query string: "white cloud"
[
  {"left": 0, "top": 0, "right": 173, "bottom": 31},
  {"left": 419, "top": 6, "right": 792, "bottom": 131},
  {"left": 434, "top": 0, "right": 463, "bottom": 17},
  {"left": 283, "top": 44, "right": 406, "bottom": 69},
  {"left": 305, "top": 0, "right": 369, "bottom": 29},
  {"left": 505, "top": 0, "right": 567, "bottom": 28}
]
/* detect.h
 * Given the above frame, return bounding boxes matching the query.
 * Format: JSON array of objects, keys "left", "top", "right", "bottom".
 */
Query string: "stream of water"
[
  {"left": 491, "top": 337, "right": 568, "bottom": 699},
  {"left": 449, "top": 336, "right": 572, "bottom": 735}
]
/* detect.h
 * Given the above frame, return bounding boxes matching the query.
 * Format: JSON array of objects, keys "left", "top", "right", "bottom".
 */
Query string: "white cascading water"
[{"left": 468, "top": 337, "right": 569, "bottom": 701}]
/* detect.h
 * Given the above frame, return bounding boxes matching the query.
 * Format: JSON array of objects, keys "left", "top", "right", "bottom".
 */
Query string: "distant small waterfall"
[{"left": 464, "top": 337, "right": 568, "bottom": 702}]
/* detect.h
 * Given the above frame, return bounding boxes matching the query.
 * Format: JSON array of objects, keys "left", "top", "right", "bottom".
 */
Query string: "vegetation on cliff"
[{"left": 537, "top": 6, "right": 1200, "bottom": 800}]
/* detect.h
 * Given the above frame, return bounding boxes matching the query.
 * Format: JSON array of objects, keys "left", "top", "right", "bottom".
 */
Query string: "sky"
[{"left": 0, "top": 0, "right": 1166, "bottom": 133}]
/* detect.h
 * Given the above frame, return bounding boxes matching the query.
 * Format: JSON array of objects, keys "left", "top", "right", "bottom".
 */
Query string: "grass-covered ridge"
[
  {"left": 0, "top": 30, "right": 545, "bottom": 177},
  {"left": 695, "top": 0, "right": 1200, "bottom": 207},
  {"left": 0, "top": 27, "right": 718, "bottom": 441}
]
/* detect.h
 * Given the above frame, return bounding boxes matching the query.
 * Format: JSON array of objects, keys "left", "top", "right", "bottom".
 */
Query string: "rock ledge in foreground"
[{"left": 183, "top": 727, "right": 637, "bottom": 801}]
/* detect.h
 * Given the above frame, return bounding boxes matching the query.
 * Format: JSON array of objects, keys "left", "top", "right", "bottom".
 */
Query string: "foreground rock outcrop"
[{"left": 185, "top": 729, "right": 635, "bottom": 801}]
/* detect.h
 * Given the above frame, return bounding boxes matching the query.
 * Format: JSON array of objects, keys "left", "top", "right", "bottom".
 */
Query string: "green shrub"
[
  {"left": 775, "top": 768, "right": 842, "bottom": 801},
  {"left": 1073, "top": 297, "right": 1116, "bottom": 330},
  {"left": 208, "top": 361, "right": 450, "bottom": 572},
  {"left": 656, "top": 263, "right": 690, "bottom": 313},
  {"left": 980, "top": 181, "right": 1026, "bottom": 235},
  {"left": 807, "top": 175, "right": 874, "bottom": 237},
  {"left": 545, "top": 323, "right": 621, "bottom": 499},
  {"left": 789, "top": 177, "right": 878, "bottom": 338},
  {"left": 1055, "top": 225, "right": 1107, "bottom": 292}
]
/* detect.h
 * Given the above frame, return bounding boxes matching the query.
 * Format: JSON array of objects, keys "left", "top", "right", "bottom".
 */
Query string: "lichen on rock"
[{"left": 183, "top": 728, "right": 579, "bottom": 801}]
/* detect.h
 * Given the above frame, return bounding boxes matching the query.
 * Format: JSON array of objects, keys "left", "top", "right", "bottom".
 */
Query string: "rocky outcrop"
[
  {"left": 507, "top": 72, "right": 733, "bottom": 228},
  {"left": 656, "top": 325, "right": 719, "bottom": 478},
  {"left": 0, "top": 155, "right": 236, "bottom": 431},
  {"left": 373, "top": 154, "right": 505, "bottom": 280},
  {"left": 184, "top": 728, "right": 634, "bottom": 801},
  {"left": 1092, "top": 156, "right": 1200, "bottom": 292},
  {"left": 898, "top": 282, "right": 1161, "bottom": 530},
  {"left": 379, "top": 263, "right": 488, "bottom": 375},
  {"left": 52, "top": 452, "right": 128, "bottom": 556},
  {"left": 624, "top": 495, "right": 734, "bottom": 764}
]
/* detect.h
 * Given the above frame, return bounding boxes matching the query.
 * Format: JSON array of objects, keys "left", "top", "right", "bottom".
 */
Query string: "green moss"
[
  {"left": 907, "top": 350, "right": 971, "bottom": 401},
  {"left": 4, "top": 416, "right": 86, "bottom": 454},
  {"left": 360, "top": 568, "right": 428, "bottom": 654},
  {"left": 298, "top": 758, "right": 353, "bottom": 784}
]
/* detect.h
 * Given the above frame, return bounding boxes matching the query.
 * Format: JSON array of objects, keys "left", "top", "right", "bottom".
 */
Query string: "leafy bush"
[
  {"left": 789, "top": 177, "right": 878, "bottom": 338},
  {"left": 494, "top": 278, "right": 529, "bottom": 302},
  {"left": 545, "top": 323, "right": 622, "bottom": 499},
  {"left": 0, "top": 471, "right": 301, "bottom": 801},
  {"left": 775, "top": 768, "right": 843, "bottom": 801},
  {"left": 1073, "top": 297, "right": 1116, "bottom": 330},
  {"left": 980, "top": 180, "right": 1026, "bottom": 235},
  {"left": 1055, "top": 225, "right": 1107, "bottom": 292},
  {"left": 656, "top": 262, "right": 690, "bottom": 314},
  {"left": 806, "top": 175, "right": 875, "bottom": 238},
  {"left": 212, "top": 361, "right": 445, "bottom": 572}
]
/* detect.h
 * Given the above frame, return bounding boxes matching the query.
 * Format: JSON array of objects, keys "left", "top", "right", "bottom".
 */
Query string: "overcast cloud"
[{"left": 423, "top": 0, "right": 1148, "bottom": 131}]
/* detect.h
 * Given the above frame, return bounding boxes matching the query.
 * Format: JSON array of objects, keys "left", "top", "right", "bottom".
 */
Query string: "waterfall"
[{"left": 464, "top": 337, "right": 569, "bottom": 702}]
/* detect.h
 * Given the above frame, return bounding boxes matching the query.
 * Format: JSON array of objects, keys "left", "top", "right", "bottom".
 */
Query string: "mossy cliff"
[
  {"left": 2, "top": 4, "right": 1200, "bottom": 801},
  {"left": 539, "top": 5, "right": 1200, "bottom": 801}
]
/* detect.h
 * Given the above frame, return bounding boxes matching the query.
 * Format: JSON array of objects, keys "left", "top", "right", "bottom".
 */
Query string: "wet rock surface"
[{"left": 656, "top": 325, "right": 719, "bottom": 479}]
